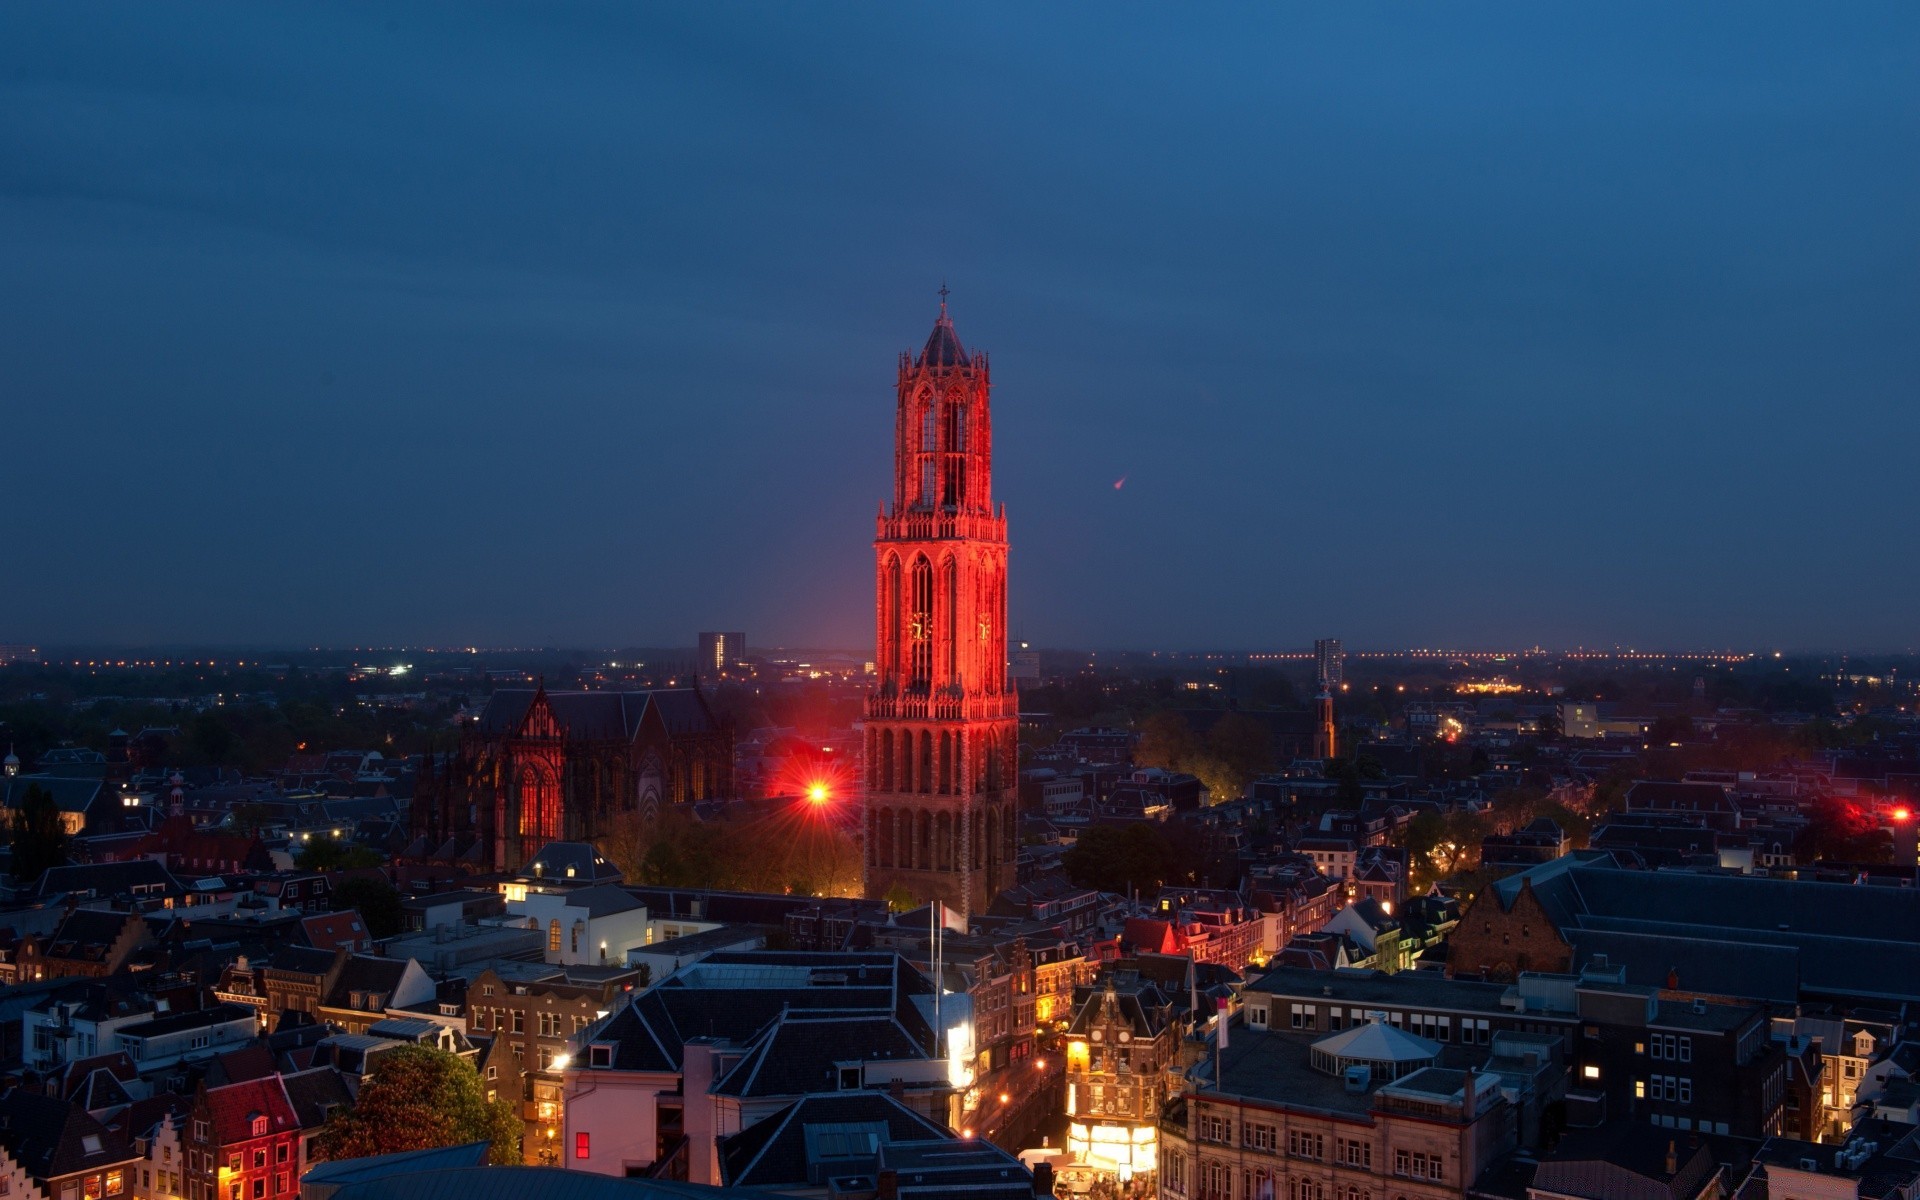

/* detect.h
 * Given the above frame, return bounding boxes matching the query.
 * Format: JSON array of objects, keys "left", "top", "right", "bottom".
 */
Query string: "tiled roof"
[{"left": 202, "top": 1076, "right": 298, "bottom": 1146}]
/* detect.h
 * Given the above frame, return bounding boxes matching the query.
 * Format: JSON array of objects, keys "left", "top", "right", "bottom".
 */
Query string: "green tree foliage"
[
  {"left": 11, "top": 783, "right": 71, "bottom": 884},
  {"left": 330, "top": 876, "right": 404, "bottom": 939},
  {"left": 295, "top": 838, "right": 385, "bottom": 871},
  {"left": 1133, "top": 711, "right": 1275, "bottom": 804},
  {"left": 1133, "top": 712, "right": 1199, "bottom": 773},
  {"left": 315, "top": 1045, "right": 520, "bottom": 1165},
  {"left": 615, "top": 806, "right": 861, "bottom": 897}
]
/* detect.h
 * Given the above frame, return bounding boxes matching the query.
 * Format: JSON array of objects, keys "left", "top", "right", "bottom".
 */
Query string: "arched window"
[
  {"left": 919, "top": 731, "right": 933, "bottom": 794},
  {"left": 548, "top": 920, "right": 561, "bottom": 952},
  {"left": 941, "top": 556, "right": 959, "bottom": 683},
  {"left": 883, "top": 556, "right": 902, "bottom": 680},
  {"left": 909, "top": 557, "right": 933, "bottom": 689},
  {"left": 880, "top": 729, "right": 894, "bottom": 792}
]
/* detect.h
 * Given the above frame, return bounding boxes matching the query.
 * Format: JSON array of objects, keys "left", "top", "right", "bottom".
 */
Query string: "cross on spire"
[{"left": 937, "top": 280, "right": 950, "bottom": 317}]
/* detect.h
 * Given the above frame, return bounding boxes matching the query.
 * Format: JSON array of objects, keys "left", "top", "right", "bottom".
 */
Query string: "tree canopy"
[
  {"left": 315, "top": 1045, "right": 520, "bottom": 1165},
  {"left": 330, "top": 876, "right": 404, "bottom": 939},
  {"left": 10, "top": 783, "right": 71, "bottom": 884}
]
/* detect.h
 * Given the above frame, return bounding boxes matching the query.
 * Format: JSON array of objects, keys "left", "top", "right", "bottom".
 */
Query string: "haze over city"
[{"left": 5, "top": 3, "right": 1917, "bottom": 650}]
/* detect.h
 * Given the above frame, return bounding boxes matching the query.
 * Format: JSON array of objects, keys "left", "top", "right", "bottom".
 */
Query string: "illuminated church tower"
[{"left": 863, "top": 295, "right": 1017, "bottom": 920}]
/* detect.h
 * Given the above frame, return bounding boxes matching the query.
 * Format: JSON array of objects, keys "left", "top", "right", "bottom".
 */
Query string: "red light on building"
[
  {"left": 576, "top": 1132, "right": 590, "bottom": 1159},
  {"left": 808, "top": 782, "right": 831, "bottom": 804},
  {"left": 1894, "top": 807, "right": 1911, "bottom": 823}
]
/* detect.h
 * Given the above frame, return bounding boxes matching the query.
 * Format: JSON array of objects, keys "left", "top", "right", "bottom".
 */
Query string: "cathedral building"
[
  {"left": 409, "top": 686, "right": 731, "bottom": 872},
  {"left": 863, "top": 298, "right": 1019, "bottom": 919}
]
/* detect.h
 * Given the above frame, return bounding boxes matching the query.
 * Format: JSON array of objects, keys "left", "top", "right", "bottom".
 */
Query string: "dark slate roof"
[
  {"left": 324, "top": 955, "right": 410, "bottom": 1003},
  {"left": 562, "top": 884, "right": 646, "bottom": 918},
  {"left": 2, "top": 776, "right": 105, "bottom": 815},
  {"left": 265, "top": 945, "right": 342, "bottom": 976},
  {"left": 916, "top": 313, "right": 969, "bottom": 369},
  {"left": 590, "top": 952, "right": 933, "bottom": 1073},
  {"left": 0, "top": 1088, "right": 138, "bottom": 1182},
  {"left": 522, "top": 843, "right": 623, "bottom": 885},
  {"left": 1067, "top": 981, "right": 1175, "bottom": 1039},
  {"left": 36, "top": 859, "right": 183, "bottom": 899},
  {"left": 714, "top": 1011, "right": 929, "bottom": 1098},
  {"left": 118, "top": 1003, "right": 254, "bottom": 1039},
  {"left": 44, "top": 911, "right": 140, "bottom": 962},
  {"left": 476, "top": 689, "right": 716, "bottom": 742},
  {"left": 1567, "top": 929, "right": 1800, "bottom": 1004},
  {"left": 1531, "top": 1124, "right": 1718, "bottom": 1200},
  {"left": 718, "top": 1091, "right": 952, "bottom": 1188},
  {"left": 278, "top": 1066, "right": 352, "bottom": 1131}
]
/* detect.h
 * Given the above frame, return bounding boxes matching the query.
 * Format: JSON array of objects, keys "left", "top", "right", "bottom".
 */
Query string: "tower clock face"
[{"left": 978, "top": 618, "right": 991, "bottom": 642}]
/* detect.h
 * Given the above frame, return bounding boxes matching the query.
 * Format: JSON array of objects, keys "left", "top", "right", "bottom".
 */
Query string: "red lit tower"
[{"left": 863, "top": 296, "right": 1017, "bottom": 919}]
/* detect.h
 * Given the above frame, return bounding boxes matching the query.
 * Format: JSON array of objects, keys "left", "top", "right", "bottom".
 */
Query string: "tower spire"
[{"left": 937, "top": 280, "right": 950, "bottom": 319}]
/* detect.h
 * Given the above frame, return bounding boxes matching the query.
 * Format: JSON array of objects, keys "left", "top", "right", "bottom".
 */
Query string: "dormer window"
[{"left": 250, "top": 1116, "right": 268, "bottom": 1137}]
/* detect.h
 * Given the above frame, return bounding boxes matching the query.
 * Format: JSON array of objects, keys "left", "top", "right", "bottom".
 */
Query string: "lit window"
[
  {"left": 1582, "top": 1064, "right": 1601, "bottom": 1080},
  {"left": 575, "top": 1133, "right": 590, "bottom": 1160}
]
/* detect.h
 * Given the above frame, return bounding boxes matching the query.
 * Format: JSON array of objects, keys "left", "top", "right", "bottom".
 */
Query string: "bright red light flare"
[
  {"left": 1894, "top": 807, "right": 1912, "bottom": 823},
  {"left": 807, "top": 782, "right": 831, "bottom": 804}
]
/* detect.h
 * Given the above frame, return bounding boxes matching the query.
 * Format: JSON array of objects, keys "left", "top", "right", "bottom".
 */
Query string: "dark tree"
[
  {"left": 11, "top": 784, "right": 71, "bottom": 884},
  {"left": 330, "top": 876, "right": 405, "bottom": 939}
]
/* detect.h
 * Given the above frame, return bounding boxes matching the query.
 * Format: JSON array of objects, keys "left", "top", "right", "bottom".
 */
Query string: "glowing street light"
[{"left": 808, "top": 782, "right": 831, "bottom": 804}]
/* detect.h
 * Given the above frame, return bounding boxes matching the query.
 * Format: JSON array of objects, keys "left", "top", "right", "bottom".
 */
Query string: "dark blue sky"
[{"left": 4, "top": 4, "right": 1916, "bottom": 652}]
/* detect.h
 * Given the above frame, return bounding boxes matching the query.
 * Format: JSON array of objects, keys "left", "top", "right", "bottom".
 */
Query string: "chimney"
[
  {"left": 876, "top": 1169, "right": 899, "bottom": 1200},
  {"left": 1032, "top": 1163, "right": 1055, "bottom": 1197},
  {"left": 1665, "top": 1141, "right": 1677, "bottom": 1176},
  {"left": 1461, "top": 1065, "right": 1478, "bottom": 1120},
  {"left": 889, "top": 1076, "right": 904, "bottom": 1102}
]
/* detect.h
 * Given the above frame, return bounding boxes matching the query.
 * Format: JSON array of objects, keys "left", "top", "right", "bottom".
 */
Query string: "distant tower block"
[
  {"left": 1314, "top": 638, "right": 1344, "bottom": 691},
  {"left": 698, "top": 632, "right": 745, "bottom": 677},
  {"left": 862, "top": 293, "right": 1017, "bottom": 921}
]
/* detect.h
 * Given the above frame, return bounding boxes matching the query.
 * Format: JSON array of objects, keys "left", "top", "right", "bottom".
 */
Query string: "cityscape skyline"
[{"left": 5, "top": 4, "right": 1917, "bottom": 650}]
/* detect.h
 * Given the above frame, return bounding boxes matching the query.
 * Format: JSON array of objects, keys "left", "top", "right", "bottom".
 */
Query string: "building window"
[
  {"left": 193, "top": 1122, "right": 209, "bottom": 1142},
  {"left": 1339, "top": 1138, "right": 1372, "bottom": 1170},
  {"left": 1678, "top": 1078, "right": 1692, "bottom": 1104},
  {"left": 1200, "top": 1162, "right": 1231, "bottom": 1199},
  {"left": 1287, "top": 1130, "right": 1324, "bottom": 1160},
  {"left": 275, "top": 1146, "right": 287, "bottom": 1165},
  {"left": 575, "top": 1133, "right": 590, "bottom": 1160},
  {"left": 1245, "top": 1123, "right": 1276, "bottom": 1152},
  {"left": 548, "top": 921, "right": 561, "bottom": 952},
  {"left": 251, "top": 1117, "right": 267, "bottom": 1138},
  {"left": 1198, "top": 1113, "right": 1232, "bottom": 1145},
  {"left": 106, "top": 1174, "right": 124, "bottom": 1196},
  {"left": 589, "top": 1045, "right": 612, "bottom": 1068}
]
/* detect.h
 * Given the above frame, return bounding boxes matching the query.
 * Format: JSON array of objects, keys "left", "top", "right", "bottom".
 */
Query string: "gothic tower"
[{"left": 863, "top": 296, "right": 1017, "bottom": 920}]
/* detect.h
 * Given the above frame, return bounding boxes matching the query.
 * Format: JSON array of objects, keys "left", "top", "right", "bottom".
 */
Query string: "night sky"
[{"left": 5, "top": 4, "right": 1916, "bottom": 652}]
